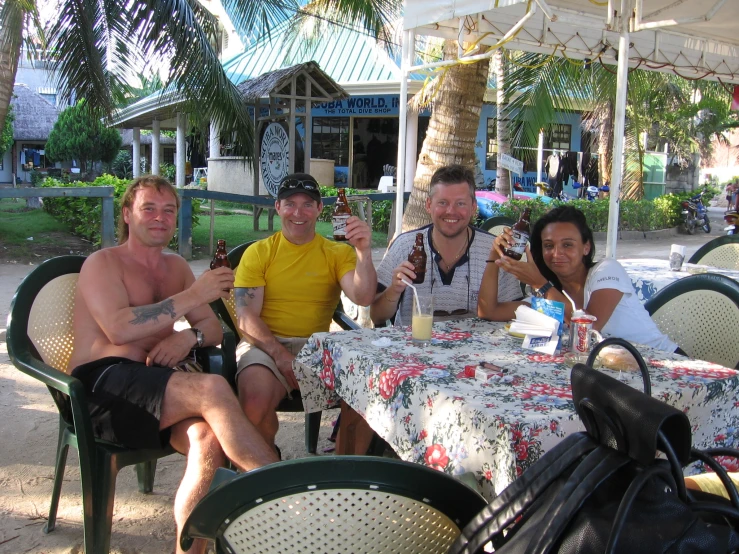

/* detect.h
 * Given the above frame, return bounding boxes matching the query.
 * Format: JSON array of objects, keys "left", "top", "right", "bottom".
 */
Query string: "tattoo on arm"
[
  {"left": 234, "top": 288, "right": 257, "bottom": 308},
  {"left": 129, "top": 299, "right": 177, "bottom": 325}
]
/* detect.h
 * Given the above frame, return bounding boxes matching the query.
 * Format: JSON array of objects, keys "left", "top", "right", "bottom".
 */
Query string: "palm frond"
[
  {"left": 128, "top": 0, "right": 254, "bottom": 158},
  {"left": 222, "top": 0, "right": 300, "bottom": 45}
]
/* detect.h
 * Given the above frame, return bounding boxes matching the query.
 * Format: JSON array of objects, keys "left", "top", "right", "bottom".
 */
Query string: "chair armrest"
[
  {"left": 196, "top": 315, "right": 237, "bottom": 388},
  {"left": 333, "top": 305, "right": 361, "bottom": 331}
]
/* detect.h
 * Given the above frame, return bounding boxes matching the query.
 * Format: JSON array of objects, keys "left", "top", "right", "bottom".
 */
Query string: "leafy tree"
[
  {"left": 46, "top": 99, "right": 122, "bottom": 174},
  {"left": 0, "top": 104, "right": 14, "bottom": 156}
]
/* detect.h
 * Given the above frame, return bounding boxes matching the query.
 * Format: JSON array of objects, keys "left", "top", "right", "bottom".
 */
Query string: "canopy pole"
[
  {"left": 395, "top": 29, "right": 414, "bottom": 238},
  {"left": 605, "top": 1, "right": 631, "bottom": 259}
]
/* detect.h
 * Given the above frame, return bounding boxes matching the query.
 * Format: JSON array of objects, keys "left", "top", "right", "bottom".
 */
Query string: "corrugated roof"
[{"left": 223, "top": 21, "right": 402, "bottom": 85}]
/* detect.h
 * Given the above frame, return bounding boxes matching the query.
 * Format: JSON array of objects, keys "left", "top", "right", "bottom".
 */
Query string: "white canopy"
[{"left": 396, "top": 0, "right": 739, "bottom": 255}]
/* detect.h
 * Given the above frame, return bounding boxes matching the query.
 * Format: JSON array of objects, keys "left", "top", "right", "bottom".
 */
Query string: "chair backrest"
[
  {"left": 210, "top": 241, "right": 258, "bottom": 339},
  {"left": 181, "top": 456, "right": 487, "bottom": 554},
  {"left": 645, "top": 273, "right": 739, "bottom": 368},
  {"left": 688, "top": 235, "right": 739, "bottom": 270},
  {"left": 9, "top": 256, "right": 86, "bottom": 373},
  {"left": 480, "top": 216, "right": 516, "bottom": 237}
]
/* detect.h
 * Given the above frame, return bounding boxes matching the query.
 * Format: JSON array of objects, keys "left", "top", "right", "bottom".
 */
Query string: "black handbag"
[{"left": 449, "top": 338, "right": 739, "bottom": 554}]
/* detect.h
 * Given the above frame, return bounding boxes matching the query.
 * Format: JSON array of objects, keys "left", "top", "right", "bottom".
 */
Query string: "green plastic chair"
[
  {"left": 645, "top": 273, "right": 739, "bottom": 368},
  {"left": 180, "top": 456, "right": 488, "bottom": 554},
  {"left": 5, "top": 255, "right": 233, "bottom": 553},
  {"left": 687, "top": 235, "right": 739, "bottom": 270},
  {"left": 480, "top": 216, "right": 516, "bottom": 237},
  {"left": 210, "top": 241, "right": 360, "bottom": 454}
]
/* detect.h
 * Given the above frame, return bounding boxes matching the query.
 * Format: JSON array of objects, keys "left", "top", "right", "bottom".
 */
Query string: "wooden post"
[
  {"left": 178, "top": 196, "right": 192, "bottom": 259},
  {"left": 101, "top": 196, "right": 115, "bottom": 248}
]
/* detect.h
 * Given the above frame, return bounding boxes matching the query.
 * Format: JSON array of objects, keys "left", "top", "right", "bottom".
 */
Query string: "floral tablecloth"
[
  {"left": 294, "top": 319, "right": 739, "bottom": 501},
  {"left": 620, "top": 258, "right": 739, "bottom": 302}
]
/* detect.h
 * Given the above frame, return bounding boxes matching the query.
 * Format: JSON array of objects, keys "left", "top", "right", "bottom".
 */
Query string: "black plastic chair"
[
  {"left": 5, "top": 255, "right": 233, "bottom": 553},
  {"left": 645, "top": 273, "right": 739, "bottom": 368},
  {"left": 687, "top": 235, "right": 739, "bottom": 270},
  {"left": 181, "top": 456, "right": 487, "bottom": 554},
  {"left": 480, "top": 216, "right": 516, "bottom": 237},
  {"left": 210, "top": 241, "right": 360, "bottom": 454}
]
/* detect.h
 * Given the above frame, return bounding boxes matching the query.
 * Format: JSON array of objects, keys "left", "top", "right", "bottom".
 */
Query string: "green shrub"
[
  {"left": 318, "top": 185, "right": 393, "bottom": 233},
  {"left": 41, "top": 174, "right": 199, "bottom": 247}
]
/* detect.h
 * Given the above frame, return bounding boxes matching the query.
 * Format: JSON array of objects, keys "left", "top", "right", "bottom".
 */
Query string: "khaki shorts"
[{"left": 235, "top": 336, "right": 308, "bottom": 397}]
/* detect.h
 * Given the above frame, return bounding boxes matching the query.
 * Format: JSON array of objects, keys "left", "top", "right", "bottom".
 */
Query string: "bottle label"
[
  {"left": 332, "top": 215, "right": 350, "bottom": 236},
  {"left": 509, "top": 230, "right": 530, "bottom": 255}
]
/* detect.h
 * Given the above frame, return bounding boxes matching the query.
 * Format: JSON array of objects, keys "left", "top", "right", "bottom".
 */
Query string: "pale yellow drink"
[{"left": 412, "top": 314, "right": 433, "bottom": 345}]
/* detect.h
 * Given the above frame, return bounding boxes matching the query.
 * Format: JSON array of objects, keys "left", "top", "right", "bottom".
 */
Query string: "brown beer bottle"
[
  {"left": 332, "top": 188, "right": 351, "bottom": 241},
  {"left": 210, "top": 239, "right": 231, "bottom": 269},
  {"left": 408, "top": 233, "right": 427, "bottom": 284},
  {"left": 503, "top": 208, "right": 532, "bottom": 261}
]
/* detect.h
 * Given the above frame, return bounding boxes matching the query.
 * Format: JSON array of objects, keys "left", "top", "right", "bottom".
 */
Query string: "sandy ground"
[{"left": 0, "top": 207, "right": 729, "bottom": 553}]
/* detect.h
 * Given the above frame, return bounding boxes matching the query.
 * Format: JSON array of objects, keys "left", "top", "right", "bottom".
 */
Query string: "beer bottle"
[
  {"left": 332, "top": 188, "right": 351, "bottom": 241},
  {"left": 210, "top": 239, "right": 231, "bottom": 269},
  {"left": 408, "top": 232, "right": 427, "bottom": 284},
  {"left": 503, "top": 208, "right": 532, "bottom": 261}
]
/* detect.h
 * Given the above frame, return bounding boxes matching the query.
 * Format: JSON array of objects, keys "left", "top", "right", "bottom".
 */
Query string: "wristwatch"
[
  {"left": 190, "top": 328, "right": 205, "bottom": 348},
  {"left": 533, "top": 282, "right": 554, "bottom": 298}
]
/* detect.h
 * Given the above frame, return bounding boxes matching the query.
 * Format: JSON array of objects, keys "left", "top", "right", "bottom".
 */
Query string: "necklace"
[{"left": 433, "top": 228, "right": 469, "bottom": 272}]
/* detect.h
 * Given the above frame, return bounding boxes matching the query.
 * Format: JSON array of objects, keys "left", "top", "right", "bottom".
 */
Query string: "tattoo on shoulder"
[
  {"left": 234, "top": 287, "right": 257, "bottom": 307},
  {"left": 130, "top": 299, "right": 177, "bottom": 325}
]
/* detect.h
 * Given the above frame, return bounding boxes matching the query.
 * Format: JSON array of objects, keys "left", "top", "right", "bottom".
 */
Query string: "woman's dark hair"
[{"left": 529, "top": 205, "right": 596, "bottom": 289}]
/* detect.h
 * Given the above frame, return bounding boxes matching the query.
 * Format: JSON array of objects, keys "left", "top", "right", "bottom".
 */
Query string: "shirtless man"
[{"left": 68, "top": 176, "right": 277, "bottom": 554}]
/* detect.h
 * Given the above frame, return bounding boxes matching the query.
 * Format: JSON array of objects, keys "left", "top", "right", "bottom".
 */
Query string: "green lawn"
[
  {"left": 0, "top": 199, "right": 69, "bottom": 244},
  {"left": 191, "top": 212, "right": 388, "bottom": 256}
]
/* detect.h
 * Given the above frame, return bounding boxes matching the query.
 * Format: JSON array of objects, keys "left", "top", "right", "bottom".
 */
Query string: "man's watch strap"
[
  {"left": 191, "top": 328, "right": 205, "bottom": 348},
  {"left": 534, "top": 281, "right": 554, "bottom": 298}
]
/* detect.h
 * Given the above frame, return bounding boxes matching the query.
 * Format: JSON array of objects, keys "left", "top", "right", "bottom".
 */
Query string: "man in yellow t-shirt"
[{"left": 233, "top": 173, "right": 377, "bottom": 453}]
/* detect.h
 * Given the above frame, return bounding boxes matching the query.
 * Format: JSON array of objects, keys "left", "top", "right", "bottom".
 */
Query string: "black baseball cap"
[{"left": 277, "top": 173, "right": 322, "bottom": 203}]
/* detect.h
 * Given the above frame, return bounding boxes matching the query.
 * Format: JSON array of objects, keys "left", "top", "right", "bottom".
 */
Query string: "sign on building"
[{"left": 260, "top": 122, "right": 290, "bottom": 197}]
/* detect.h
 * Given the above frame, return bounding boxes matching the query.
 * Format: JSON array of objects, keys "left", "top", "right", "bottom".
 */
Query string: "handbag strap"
[
  {"left": 691, "top": 447, "right": 739, "bottom": 510},
  {"left": 525, "top": 447, "right": 630, "bottom": 554},
  {"left": 585, "top": 337, "right": 651, "bottom": 396},
  {"left": 448, "top": 433, "right": 597, "bottom": 554}
]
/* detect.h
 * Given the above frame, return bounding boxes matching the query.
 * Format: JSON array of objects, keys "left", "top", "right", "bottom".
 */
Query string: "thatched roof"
[
  {"left": 119, "top": 128, "right": 176, "bottom": 146},
  {"left": 236, "top": 61, "right": 348, "bottom": 103},
  {"left": 10, "top": 84, "right": 61, "bottom": 141}
]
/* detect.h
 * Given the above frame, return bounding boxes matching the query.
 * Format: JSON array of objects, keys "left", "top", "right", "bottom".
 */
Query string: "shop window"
[
  {"left": 544, "top": 124, "right": 572, "bottom": 151},
  {"left": 312, "top": 117, "right": 349, "bottom": 166},
  {"left": 486, "top": 118, "right": 497, "bottom": 170},
  {"left": 163, "top": 147, "right": 175, "bottom": 165}
]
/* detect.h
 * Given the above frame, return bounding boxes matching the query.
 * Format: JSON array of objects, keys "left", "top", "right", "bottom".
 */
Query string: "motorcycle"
[
  {"left": 538, "top": 181, "right": 570, "bottom": 202},
  {"left": 680, "top": 187, "right": 711, "bottom": 235},
  {"left": 725, "top": 210, "right": 738, "bottom": 235},
  {"left": 572, "top": 181, "right": 610, "bottom": 201}
]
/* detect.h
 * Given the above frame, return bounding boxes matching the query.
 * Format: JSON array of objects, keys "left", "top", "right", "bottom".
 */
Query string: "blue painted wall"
[{"left": 475, "top": 105, "right": 582, "bottom": 190}]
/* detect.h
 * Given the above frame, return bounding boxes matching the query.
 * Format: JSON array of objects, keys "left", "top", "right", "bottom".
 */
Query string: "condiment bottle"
[
  {"left": 332, "top": 188, "right": 351, "bottom": 241},
  {"left": 408, "top": 232, "right": 427, "bottom": 284},
  {"left": 503, "top": 208, "right": 532, "bottom": 261},
  {"left": 210, "top": 239, "right": 231, "bottom": 269}
]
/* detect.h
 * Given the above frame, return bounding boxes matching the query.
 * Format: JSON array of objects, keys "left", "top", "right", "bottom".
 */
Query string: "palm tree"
[
  {"left": 401, "top": 40, "right": 491, "bottom": 230},
  {"left": 0, "top": 0, "right": 42, "bottom": 138}
]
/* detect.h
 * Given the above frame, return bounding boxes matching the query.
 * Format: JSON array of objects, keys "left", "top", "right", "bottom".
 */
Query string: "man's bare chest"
[{"left": 122, "top": 267, "right": 183, "bottom": 306}]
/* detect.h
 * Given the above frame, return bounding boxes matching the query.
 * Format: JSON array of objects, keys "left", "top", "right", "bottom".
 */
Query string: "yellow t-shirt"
[{"left": 234, "top": 232, "right": 357, "bottom": 338}]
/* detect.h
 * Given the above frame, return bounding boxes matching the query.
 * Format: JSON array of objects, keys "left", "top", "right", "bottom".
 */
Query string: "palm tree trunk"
[
  {"left": 597, "top": 100, "right": 614, "bottom": 188},
  {"left": 494, "top": 49, "right": 511, "bottom": 197},
  {"left": 0, "top": 12, "right": 23, "bottom": 140},
  {"left": 402, "top": 40, "right": 490, "bottom": 232}
]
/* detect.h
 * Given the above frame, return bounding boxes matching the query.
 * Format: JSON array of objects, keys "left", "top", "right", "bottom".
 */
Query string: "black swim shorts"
[{"left": 71, "top": 357, "right": 175, "bottom": 450}]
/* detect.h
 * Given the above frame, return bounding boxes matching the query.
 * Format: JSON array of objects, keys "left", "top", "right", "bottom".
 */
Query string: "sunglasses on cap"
[{"left": 279, "top": 178, "right": 319, "bottom": 191}]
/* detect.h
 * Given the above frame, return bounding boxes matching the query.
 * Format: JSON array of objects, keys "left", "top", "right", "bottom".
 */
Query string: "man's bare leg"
[
  {"left": 159, "top": 372, "right": 278, "bottom": 470},
  {"left": 169, "top": 417, "right": 225, "bottom": 554},
  {"left": 237, "top": 364, "right": 287, "bottom": 448}
]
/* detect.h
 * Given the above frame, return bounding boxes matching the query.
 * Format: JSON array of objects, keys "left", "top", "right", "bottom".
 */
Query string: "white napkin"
[{"left": 512, "top": 305, "right": 560, "bottom": 355}]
